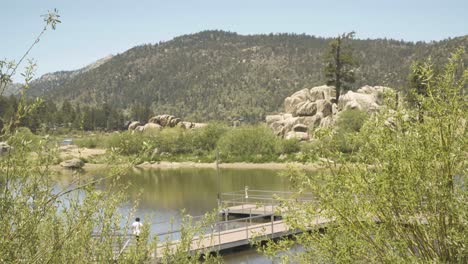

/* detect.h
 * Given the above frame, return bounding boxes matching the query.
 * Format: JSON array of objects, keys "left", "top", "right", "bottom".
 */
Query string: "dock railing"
[
  {"left": 93, "top": 189, "right": 319, "bottom": 259},
  {"left": 153, "top": 212, "right": 300, "bottom": 257},
  {"left": 220, "top": 189, "right": 314, "bottom": 216},
  {"left": 89, "top": 232, "right": 134, "bottom": 261}
]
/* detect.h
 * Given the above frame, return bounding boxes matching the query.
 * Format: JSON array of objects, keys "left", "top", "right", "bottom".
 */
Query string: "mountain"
[
  {"left": 28, "top": 31, "right": 467, "bottom": 122},
  {"left": 27, "top": 55, "right": 113, "bottom": 97},
  {"left": 1, "top": 83, "right": 22, "bottom": 96}
]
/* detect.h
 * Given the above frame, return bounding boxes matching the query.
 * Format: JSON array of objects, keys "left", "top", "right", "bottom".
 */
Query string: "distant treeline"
[{"left": 0, "top": 95, "right": 155, "bottom": 132}]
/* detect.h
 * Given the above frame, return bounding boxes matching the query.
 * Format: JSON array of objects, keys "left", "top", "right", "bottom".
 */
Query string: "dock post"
[
  {"left": 216, "top": 150, "right": 220, "bottom": 208},
  {"left": 271, "top": 214, "right": 274, "bottom": 239},
  {"left": 218, "top": 222, "right": 221, "bottom": 251},
  {"left": 245, "top": 217, "right": 249, "bottom": 239},
  {"left": 171, "top": 222, "right": 173, "bottom": 241}
]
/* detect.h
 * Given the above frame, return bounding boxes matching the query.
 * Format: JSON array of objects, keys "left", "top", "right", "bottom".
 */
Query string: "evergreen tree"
[
  {"left": 324, "top": 32, "right": 358, "bottom": 102},
  {"left": 60, "top": 100, "right": 75, "bottom": 126}
]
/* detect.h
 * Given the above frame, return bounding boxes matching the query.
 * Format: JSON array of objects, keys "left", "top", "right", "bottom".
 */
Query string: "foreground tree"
[
  {"left": 324, "top": 32, "right": 358, "bottom": 102},
  {"left": 262, "top": 49, "right": 467, "bottom": 263},
  {"left": 0, "top": 10, "right": 146, "bottom": 263},
  {"left": 1, "top": 11, "right": 223, "bottom": 263}
]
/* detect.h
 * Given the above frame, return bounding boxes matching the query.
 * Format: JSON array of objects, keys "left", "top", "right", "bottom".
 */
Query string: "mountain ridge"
[
  {"left": 27, "top": 55, "right": 113, "bottom": 97},
  {"left": 27, "top": 30, "right": 468, "bottom": 122}
]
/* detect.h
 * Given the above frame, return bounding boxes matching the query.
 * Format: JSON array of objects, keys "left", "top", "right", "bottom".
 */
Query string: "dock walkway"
[
  {"left": 221, "top": 204, "right": 278, "bottom": 216},
  {"left": 219, "top": 189, "right": 313, "bottom": 217},
  {"left": 111, "top": 190, "right": 321, "bottom": 260},
  {"left": 154, "top": 214, "right": 332, "bottom": 259}
]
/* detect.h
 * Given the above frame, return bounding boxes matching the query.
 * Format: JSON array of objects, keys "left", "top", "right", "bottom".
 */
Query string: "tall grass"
[{"left": 72, "top": 123, "right": 304, "bottom": 163}]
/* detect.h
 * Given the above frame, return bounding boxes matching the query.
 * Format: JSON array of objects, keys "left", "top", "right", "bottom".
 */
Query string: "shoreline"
[
  {"left": 57, "top": 147, "right": 324, "bottom": 172},
  {"left": 80, "top": 161, "right": 323, "bottom": 171}
]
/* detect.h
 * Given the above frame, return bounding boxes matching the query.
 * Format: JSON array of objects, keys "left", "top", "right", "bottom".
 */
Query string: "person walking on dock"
[{"left": 132, "top": 217, "right": 143, "bottom": 241}]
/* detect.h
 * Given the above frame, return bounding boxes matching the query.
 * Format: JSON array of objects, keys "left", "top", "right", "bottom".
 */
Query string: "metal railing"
[
  {"left": 221, "top": 189, "right": 314, "bottom": 203},
  {"left": 220, "top": 189, "right": 315, "bottom": 216},
  {"left": 153, "top": 212, "right": 291, "bottom": 257},
  {"left": 89, "top": 233, "right": 135, "bottom": 261},
  {"left": 93, "top": 190, "right": 319, "bottom": 259}
]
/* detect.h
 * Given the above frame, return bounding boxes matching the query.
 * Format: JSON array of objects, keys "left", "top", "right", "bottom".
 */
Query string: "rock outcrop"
[
  {"left": 266, "top": 85, "right": 390, "bottom": 140},
  {"left": 338, "top": 86, "right": 391, "bottom": 112},
  {"left": 128, "top": 121, "right": 142, "bottom": 130},
  {"left": 284, "top": 85, "right": 335, "bottom": 117},
  {"left": 128, "top": 114, "right": 206, "bottom": 132},
  {"left": 149, "top": 114, "right": 181, "bottom": 127},
  {"left": 60, "top": 158, "right": 84, "bottom": 169},
  {"left": 143, "top": 123, "right": 162, "bottom": 131},
  {"left": 285, "top": 131, "right": 309, "bottom": 141}
]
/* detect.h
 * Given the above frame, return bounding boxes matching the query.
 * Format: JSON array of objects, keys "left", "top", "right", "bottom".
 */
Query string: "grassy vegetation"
[
  {"left": 69, "top": 123, "right": 322, "bottom": 163},
  {"left": 12, "top": 113, "right": 368, "bottom": 165},
  {"left": 66, "top": 118, "right": 369, "bottom": 164},
  {"left": 333, "top": 109, "right": 369, "bottom": 154}
]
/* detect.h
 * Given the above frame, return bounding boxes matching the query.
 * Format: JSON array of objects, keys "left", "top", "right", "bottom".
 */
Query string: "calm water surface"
[
  {"left": 117, "top": 167, "right": 291, "bottom": 219},
  {"left": 62, "top": 167, "right": 301, "bottom": 263}
]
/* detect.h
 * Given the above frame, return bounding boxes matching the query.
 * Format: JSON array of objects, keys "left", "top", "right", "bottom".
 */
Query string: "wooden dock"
[
  {"left": 220, "top": 203, "right": 279, "bottom": 216},
  {"left": 219, "top": 189, "right": 313, "bottom": 217},
  {"left": 154, "top": 215, "right": 332, "bottom": 259},
  {"left": 111, "top": 190, "right": 320, "bottom": 261}
]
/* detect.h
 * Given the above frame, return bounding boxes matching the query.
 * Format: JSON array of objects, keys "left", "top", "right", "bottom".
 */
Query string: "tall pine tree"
[{"left": 324, "top": 32, "right": 358, "bottom": 102}]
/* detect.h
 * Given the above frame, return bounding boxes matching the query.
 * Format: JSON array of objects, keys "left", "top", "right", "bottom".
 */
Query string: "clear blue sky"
[{"left": 2, "top": 0, "right": 467, "bottom": 82}]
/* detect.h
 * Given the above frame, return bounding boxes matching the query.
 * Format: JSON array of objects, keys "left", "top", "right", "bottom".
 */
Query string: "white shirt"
[{"left": 132, "top": 221, "right": 143, "bottom": 236}]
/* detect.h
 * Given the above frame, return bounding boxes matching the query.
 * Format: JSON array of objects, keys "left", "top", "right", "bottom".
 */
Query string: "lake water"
[
  {"left": 65, "top": 167, "right": 301, "bottom": 263},
  {"left": 115, "top": 167, "right": 290, "bottom": 218}
]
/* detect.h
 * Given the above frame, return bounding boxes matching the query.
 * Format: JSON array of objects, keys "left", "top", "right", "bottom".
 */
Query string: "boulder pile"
[
  {"left": 60, "top": 158, "right": 84, "bottom": 169},
  {"left": 266, "top": 85, "right": 391, "bottom": 140},
  {"left": 128, "top": 114, "right": 207, "bottom": 132}
]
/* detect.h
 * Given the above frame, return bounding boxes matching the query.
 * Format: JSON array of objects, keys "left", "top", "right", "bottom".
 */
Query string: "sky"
[{"left": 2, "top": 0, "right": 467, "bottom": 82}]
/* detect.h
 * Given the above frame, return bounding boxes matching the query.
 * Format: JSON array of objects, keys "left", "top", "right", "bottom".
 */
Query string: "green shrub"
[
  {"left": 335, "top": 109, "right": 368, "bottom": 133},
  {"left": 106, "top": 131, "right": 148, "bottom": 155},
  {"left": 142, "top": 124, "right": 228, "bottom": 160},
  {"left": 297, "top": 140, "right": 320, "bottom": 162},
  {"left": 333, "top": 109, "right": 369, "bottom": 153},
  {"left": 334, "top": 132, "right": 358, "bottom": 154},
  {"left": 217, "top": 125, "right": 280, "bottom": 162},
  {"left": 74, "top": 136, "right": 99, "bottom": 148},
  {"left": 152, "top": 127, "right": 190, "bottom": 154},
  {"left": 190, "top": 123, "right": 228, "bottom": 153},
  {"left": 70, "top": 123, "right": 302, "bottom": 163},
  {"left": 279, "top": 138, "right": 301, "bottom": 154},
  {"left": 7, "top": 127, "right": 40, "bottom": 149}
]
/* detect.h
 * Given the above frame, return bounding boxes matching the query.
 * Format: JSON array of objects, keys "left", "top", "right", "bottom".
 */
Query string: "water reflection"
[
  {"left": 58, "top": 167, "right": 309, "bottom": 262},
  {"left": 111, "top": 167, "right": 291, "bottom": 217}
]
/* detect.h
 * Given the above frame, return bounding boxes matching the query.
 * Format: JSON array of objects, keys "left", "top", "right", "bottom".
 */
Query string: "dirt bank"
[
  {"left": 59, "top": 145, "right": 106, "bottom": 159},
  {"left": 135, "top": 161, "right": 322, "bottom": 171},
  {"left": 57, "top": 146, "right": 323, "bottom": 172}
]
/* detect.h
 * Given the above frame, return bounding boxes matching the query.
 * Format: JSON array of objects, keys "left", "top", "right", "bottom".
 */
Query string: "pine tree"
[{"left": 324, "top": 32, "right": 358, "bottom": 102}]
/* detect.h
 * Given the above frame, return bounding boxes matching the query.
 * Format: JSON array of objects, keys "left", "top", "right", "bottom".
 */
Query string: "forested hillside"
[
  {"left": 1, "top": 83, "right": 21, "bottom": 96},
  {"left": 27, "top": 31, "right": 468, "bottom": 123}
]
